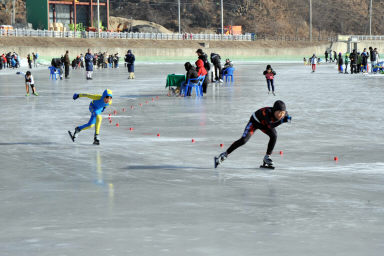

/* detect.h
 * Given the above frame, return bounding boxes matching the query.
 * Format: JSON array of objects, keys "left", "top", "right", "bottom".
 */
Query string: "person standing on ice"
[
  {"left": 310, "top": 54, "right": 317, "bottom": 72},
  {"left": 85, "top": 49, "right": 94, "bottom": 80},
  {"left": 214, "top": 100, "right": 291, "bottom": 169},
  {"left": 337, "top": 52, "right": 344, "bottom": 73},
  {"left": 263, "top": 64, "right": 276, "bottom": 95},
  {"left": 68, "top": 89, "right": 113, "bottom": 145},
  {"left": 344, "top": 53, "right": 350, "bottom": 74},
  {"left": 125, "top": 50, "right": 135, "bottom": 79}
]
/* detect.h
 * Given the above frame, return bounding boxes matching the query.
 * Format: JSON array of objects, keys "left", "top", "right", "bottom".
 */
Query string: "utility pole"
[
  {"left": 97, "top": 0, "right": 100, "bottom": 36},
  {"left": 221, "top": 0, "right": 224, "bottom": 35},
  {"left": 309, "top": 0, "right": 312, "bottom": 42},
  {"left": 369, "top": 0, "right": 372, "bottom": 35},
  {"left": 12, "top": 0, "right": 16, "bottom": 25},
  {"left": 178, "top": 0, "right": 181, "bottom": 34}
]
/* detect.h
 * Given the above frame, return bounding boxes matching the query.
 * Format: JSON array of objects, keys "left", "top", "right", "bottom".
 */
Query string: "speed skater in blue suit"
[{"left": 68, "top": 89, "right": 113, "bottom": 145}]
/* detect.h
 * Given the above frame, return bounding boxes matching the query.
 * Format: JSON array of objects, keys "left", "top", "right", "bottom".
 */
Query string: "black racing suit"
[{"left": 226, "top": 107, "right": 289, "bottom": 156}]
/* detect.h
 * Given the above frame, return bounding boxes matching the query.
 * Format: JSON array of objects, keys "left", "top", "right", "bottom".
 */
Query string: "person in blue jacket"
[
  {"left": 68, "top": 89, "right": 113, "bottom": 145},
  {"left": 85, "top": 49, "right": 94, "bottom": 80}
]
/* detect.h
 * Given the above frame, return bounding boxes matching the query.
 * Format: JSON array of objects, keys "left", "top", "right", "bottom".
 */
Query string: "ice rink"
[{"left": 1, "top": 62, "right": 384, "bottom": 255}]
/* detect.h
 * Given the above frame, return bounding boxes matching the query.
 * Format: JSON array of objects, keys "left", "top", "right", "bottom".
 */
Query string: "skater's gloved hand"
[
  {"left": 16, "top": 71, "right": 21, "bottom": 75},
  {"left": 73, "top": 93, "right": 79, "bottom": 100},
  {"left": 282, "top": 115, "right": 292, "bottom": 123}
]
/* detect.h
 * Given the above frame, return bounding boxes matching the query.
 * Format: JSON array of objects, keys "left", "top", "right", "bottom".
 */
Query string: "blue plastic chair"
[
  {"left": 49, "top": 66, "right": 59, "bottom": 80},
  {"left": 184, "top": 75, "right": 205, "bottom": 97},
  {"left": 223, "top": 67, "right": 235, "bottom": 82}
]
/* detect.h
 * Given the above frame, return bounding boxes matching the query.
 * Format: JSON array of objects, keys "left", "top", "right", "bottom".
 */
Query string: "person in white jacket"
[{"left": 310, "top": 54, "right": 317, "bottom": 72}]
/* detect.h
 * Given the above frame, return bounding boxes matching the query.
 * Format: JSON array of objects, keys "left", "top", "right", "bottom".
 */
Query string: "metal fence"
[
  {"left": 352, "top": 35, "right": 384, "bottom": 41},
  {"left": 0, "top": 29, "right": 253, "bottom": 41}
]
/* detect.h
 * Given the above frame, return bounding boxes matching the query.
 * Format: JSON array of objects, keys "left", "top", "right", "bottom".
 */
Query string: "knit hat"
[{"left": 272, "top": 100, "right": 286, "bottom": 112}]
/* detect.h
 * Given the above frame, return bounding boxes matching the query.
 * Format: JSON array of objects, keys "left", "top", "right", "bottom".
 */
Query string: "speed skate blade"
[
  {"left": 214, "top": 157, "right": 219, "bottom": 168},
  {"left": 260, "top": 164, "right": 275, "bottom": 170},
  {"left": 68, "top": 131, "right": 75, "bottom": 142}
]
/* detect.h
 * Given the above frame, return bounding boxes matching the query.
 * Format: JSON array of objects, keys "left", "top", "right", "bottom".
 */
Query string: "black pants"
[
  {"left": 65, "top": 64, "right": 70, "bottom": 78},
  {"left": 214, "top": 63, "right": 222, "bottom": 80},
  {"left": 202, "top": 77, "right": 208, "bottom": 93},
  {"left": 226, "top": 118, "right": 277, "bottom": 156},
  {"left": 351, "top": 63, "right": 358, "bottom": 74}
]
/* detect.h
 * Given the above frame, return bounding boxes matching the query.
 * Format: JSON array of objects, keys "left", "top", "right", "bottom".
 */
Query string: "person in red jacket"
[
  {"left": 196, "top": 49, "right": 210, "bottom": 93},
  {"left": 195, "top": 58, "right": 207, "bottom": 77}
]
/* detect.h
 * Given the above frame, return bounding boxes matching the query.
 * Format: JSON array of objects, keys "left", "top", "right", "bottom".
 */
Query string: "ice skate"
[
  {"left": 219, "top": 79, "right": 224, "bottom": 83},
  {"left": 272, "top": 91, "right": 276, "bottom": 96},
  {"left": 214, "top": 152, "right": 227, "bottom": 168},
  {"left": 68, "top": 131, "right": 75, "bottom": 142},
  {"left": 68, "top": 127, "right": 80, "bottom": 142},
  {"left": 260, "top": 155, "right": 275, "bottom": 169},
  {"left": 33, "top": 92, "right": 38, "bottom": 96},
  {"left": 93, "top": 134, "right": 100, "bottom": 145}
]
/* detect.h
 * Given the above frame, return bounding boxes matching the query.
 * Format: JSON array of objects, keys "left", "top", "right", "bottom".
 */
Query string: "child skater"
[
  {"left": 263, "top": 65, "right": 276, "bottom": 95},
  {"left": 68, "top": 89, "right": 113, "bottom": 145},
  {"left": 310, "top": 54, "right": 317, "bottom": 72},
  {"left": 214, "top": 100, "right": 291, "bottom": 169},
  {"left": 17, "top": 71, "right": 38, "bottom": 96}
]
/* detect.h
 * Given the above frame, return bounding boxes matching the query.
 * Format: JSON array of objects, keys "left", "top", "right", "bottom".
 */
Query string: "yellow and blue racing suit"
[{"left": 76, "top": 89, "right": 113, "bottom": 135}]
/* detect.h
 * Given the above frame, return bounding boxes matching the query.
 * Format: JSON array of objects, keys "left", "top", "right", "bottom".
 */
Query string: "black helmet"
[{"left": 272, "top": 100, "right": 286, "bottom": 112}]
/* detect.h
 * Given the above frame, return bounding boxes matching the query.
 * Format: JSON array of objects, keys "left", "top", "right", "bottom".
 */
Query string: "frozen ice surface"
[{"left": 0, "top": 63, "right": 384, "bottom": 256}]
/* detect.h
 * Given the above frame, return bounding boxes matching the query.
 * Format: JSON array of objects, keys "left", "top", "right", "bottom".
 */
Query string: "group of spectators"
[
  {"left": 330, "top": 47, "right": 380, "bottom": 74},
  {"left": 177, "top": 48, "right": 234, "bottom": 96},
  {"left": 0, "top": 52, "right": 20, "bottom": 70},
  {"left": 26, "top": 52, "right": 38, "bottom": 69},
  {"left": 49, "top": 49, "right": 135, "bottom": 80}
]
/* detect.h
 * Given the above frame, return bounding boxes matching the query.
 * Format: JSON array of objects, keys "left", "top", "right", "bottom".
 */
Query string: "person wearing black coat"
[
  {"left": 84, "top": 49, "right": 94, "bottom": 80},
  {"left": 349, "top": 49, "right": 358, "bottom": 74},
  {"left": 210, "top": 52, "right": 223, "bottom": 82},
  {"left": 196, "top": 49, "right": 210, "bottom": 93},
  {"left": 180, "top": 62, "right": 199, "bottom": 96},
  {"left": 337, "top": 52, "right": 344, "bottom": 73},
  {"left": 125, "top": 50, "right": 135, "bottom": 79},
  {"left": 324, "top": 50, "right": 329, "bottom": 62}
]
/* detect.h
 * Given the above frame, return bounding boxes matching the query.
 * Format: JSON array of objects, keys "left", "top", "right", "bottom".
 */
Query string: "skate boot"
[
  {"left": 214, "top": 152, "right": 227, "bottom": 168},
  {"left": 272, "top": 91, "right": 276, "bottom": 96},
  {"left": 93, "top": 134, "right": 100, "bottom": 145},
  {"left": 260, "top": 155, "right": 275, "bottom": 169},
  {"left": 33, "top": 92, "right": 38, "bottom": 96},
  {"left": 68, "top": 127, "right": 80, "bottom": 142}
]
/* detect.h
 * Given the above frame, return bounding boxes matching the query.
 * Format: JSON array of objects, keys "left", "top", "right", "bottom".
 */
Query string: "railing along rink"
[{"left": 0, "top": 28, "right": 252, "bottom": 41}]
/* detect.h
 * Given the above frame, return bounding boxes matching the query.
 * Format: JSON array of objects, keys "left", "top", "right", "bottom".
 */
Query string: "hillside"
[
  {"left": 110, "top": 0, "right": 384, "bottom": 37},
  {"left": 2, "top": 0, "right": 383, "bottom": 37}
]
